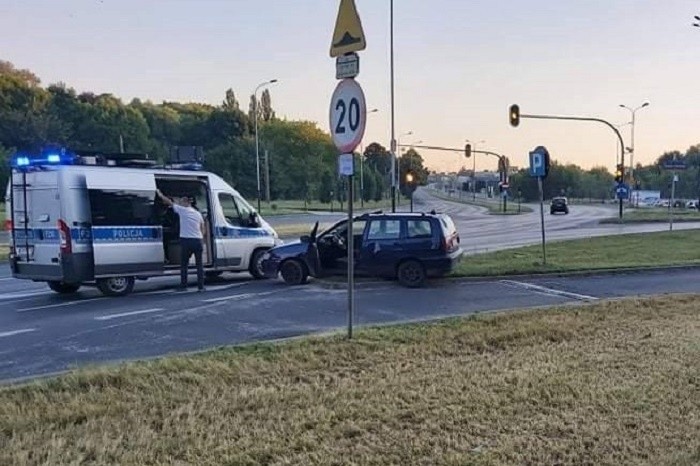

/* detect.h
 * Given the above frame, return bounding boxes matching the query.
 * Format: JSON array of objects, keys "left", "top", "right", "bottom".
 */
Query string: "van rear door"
[
  {"left": 9, "top": 170, "right": 63, "bottom": 279},
  {"left": 85, "top": 171, "right": 164, "bottom": 276}
]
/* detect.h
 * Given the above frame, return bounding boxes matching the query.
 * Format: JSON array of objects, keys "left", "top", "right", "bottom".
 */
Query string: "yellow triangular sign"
[{"left": 330, "top": 0, "right": 366, "bottom": 57}]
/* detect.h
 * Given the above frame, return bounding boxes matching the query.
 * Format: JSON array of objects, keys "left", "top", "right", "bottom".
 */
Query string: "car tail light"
[
  {"left": 3, "top": 219, "right": 11, "bottom": 231},
  {"left": 58, "top": 219, "right": 72, "bottom": 254}
]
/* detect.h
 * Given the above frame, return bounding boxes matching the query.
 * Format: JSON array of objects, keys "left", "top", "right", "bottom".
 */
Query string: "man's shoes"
[{"left": 175, "top": 286, "right": 187, "bottom": 292}]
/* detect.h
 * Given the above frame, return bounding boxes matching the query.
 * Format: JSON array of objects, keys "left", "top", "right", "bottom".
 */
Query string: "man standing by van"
[{"left": 156, "top": 190, "right": 206, "bottom": 292}]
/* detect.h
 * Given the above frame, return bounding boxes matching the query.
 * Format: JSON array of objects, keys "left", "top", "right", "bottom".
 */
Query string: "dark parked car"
[
  {"left": 550, "top": 197, "right": 569, "bottom": 215},
  {"left": 261, "top": 212, "right": 462, "bottom": 287}
]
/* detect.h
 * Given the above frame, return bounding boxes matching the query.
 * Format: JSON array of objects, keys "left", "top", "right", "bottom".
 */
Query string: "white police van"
[{"left": 5, "top": 149, "right": 281, "bottom": 296}]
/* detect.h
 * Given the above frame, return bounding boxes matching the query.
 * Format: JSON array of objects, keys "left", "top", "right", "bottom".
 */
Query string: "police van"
[{"left": 4, "top": 149, "right": 281, "bottom": 296}]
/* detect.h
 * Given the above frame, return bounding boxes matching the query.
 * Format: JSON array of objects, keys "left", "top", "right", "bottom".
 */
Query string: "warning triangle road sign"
[{"left": 330, "top": 0, "right": 366, "bottom": 57}]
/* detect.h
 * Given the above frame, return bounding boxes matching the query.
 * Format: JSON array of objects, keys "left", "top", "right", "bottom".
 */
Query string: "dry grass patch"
[{"left": 1, "top": 296, "right": 699, "bottom": 465}]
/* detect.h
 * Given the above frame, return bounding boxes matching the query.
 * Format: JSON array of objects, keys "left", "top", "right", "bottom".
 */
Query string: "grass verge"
[
  {"left": 456, "top": 230, "right": 700, "bottom": 277},
  {"left": 272, "top": 223, "right": 331, "bottom": 239},
  {"left": 600, "top": 208, "right": 700, "bottom": 224},
  {"left": 258, "top": 199, "right": 392, "bottom": 216},
  {"left": 1, "top": 296, "right": 699, "bottom": 465},
  {"left": 428, "top": 189, "right": 532, "bottom": 214}
]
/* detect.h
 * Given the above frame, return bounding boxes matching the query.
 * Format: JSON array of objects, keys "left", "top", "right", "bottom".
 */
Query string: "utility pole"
[{"left": 264, "top": 149, "right": 271, "bottom": 206}]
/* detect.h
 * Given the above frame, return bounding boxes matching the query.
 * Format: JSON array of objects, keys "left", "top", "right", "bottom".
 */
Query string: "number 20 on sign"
[{"left": 329, "top": 78, "right": 366, "bottom": 153}]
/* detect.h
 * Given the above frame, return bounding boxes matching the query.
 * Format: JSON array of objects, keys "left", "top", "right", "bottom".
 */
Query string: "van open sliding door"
[{"left": 85, "top": 171, "right": 164, "bottom": 277}]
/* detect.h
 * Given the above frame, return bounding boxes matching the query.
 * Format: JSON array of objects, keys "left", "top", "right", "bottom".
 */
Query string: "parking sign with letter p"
[{"left": 529, "top": 146, "right": 550, "bottom": 178}]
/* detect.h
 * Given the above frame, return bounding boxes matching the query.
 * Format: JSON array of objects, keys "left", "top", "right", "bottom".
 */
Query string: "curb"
[{"left": 312, "top": 263, "right": 700, "bottom": 289}]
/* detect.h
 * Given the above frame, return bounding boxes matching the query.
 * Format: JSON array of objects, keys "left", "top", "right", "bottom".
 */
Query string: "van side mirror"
[{"left": 248, "top": 212, "right": 260, "bottom": 228}]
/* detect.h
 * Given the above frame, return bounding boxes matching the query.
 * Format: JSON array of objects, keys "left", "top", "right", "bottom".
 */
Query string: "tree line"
[
  {"left": 506, "top": 144, "right": 700, "bottom": 202},
  {"left": 0, "top": 60, "right": 429, "bottom": 205}
]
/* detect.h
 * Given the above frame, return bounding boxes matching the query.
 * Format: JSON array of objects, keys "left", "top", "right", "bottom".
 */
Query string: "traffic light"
[
  {"left": 509, "top": 104, "right": 520, "bottom": 127},
  {"left": 404, "top": 170, "right": 418, "bottom": 193},
  {"left": 614, "top": 164, "right": 624, "bottom": 183},
  {"left": 465, "top": 143, "right": 472, "bottom": 158}
]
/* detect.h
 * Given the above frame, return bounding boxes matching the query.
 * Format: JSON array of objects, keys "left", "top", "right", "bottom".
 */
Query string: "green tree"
[
  {"left": 260, "top": 89, "right": 275, "bottom": 122},
  {"left": 222, "top": 88, "right": 240, "bottom": 111}
]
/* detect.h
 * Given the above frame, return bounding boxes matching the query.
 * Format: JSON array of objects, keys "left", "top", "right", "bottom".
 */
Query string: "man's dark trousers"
[{"left": 180, "top": 237, "right": 204, "bottom": 289}]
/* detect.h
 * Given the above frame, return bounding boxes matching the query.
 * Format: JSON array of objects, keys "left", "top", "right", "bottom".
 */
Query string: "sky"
[{"left": 1, "top": 0, "right": 699, "bottom": 173}]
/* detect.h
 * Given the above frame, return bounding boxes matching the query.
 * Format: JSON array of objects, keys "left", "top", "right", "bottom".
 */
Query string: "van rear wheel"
[
  {"left": 97, "top": 276, "right": 135, "bottom": 297},
  {"left": 48, "top": 281, "right": 81, "bottom": 294}
]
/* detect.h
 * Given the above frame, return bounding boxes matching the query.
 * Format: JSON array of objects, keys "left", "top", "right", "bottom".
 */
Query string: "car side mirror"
[{"left": 249, "top": 212, "right": 260, "bottom": 228}]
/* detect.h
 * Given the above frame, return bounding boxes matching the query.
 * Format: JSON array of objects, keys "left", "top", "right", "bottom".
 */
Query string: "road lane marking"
[
  {"left": 500, "top": 280, "right": 598, "bottom": 301},
  {"left": 202, "top": 293, "right": 255, "bottom": 303},
  {"left": 95, "top": 308, "right": 166, "bottom": 321},
  {"left": 0, "top": 328, "right": 37, "bottom": 338},
  {"left": 17, "top": 297, "right": 105, "bottom": 312},
  {"left": 1, "top": 291, "right": 54, "bottom": 301},
  {"left": 202, "top": 289, "right": 285, "bottom": 303},
  {"left": 138, "top": 282, "right": 250, "bottom": 296}
]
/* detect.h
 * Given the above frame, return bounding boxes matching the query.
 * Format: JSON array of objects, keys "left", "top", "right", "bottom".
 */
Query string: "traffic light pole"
[{"left": 519, "top": 113, "right": 626, "bottom": 220}]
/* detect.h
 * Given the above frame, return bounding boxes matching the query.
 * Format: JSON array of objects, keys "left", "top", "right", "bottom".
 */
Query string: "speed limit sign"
[{"left": 329, "top": 78, "right": 366, "bottom": 153}]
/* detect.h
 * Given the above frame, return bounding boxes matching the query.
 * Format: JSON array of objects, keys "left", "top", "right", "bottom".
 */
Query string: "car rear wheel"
[
  {"left": 397, "top": 260, "right": 426, "bottom": 288},
  {"left": 249, "top": 248, "right": 268, "bottom": 280},
  {"left": 280, "top": 259, "right": 308, "bottom": 286},
  {"left": 48, "top": 281, "right": 81, "bottom": 294},
  {"left": 97, "top": 276, "right": 135, "bottom": 297}
]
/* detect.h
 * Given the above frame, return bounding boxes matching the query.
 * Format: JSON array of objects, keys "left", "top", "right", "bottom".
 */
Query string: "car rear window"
[{"left": 439, "top": 215, "right": 456, "bottom": 236}]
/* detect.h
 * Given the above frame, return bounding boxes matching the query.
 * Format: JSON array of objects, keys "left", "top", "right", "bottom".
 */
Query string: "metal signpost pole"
[
  {"left": 670, "top": 172, "right": 676, "bottom": 232},
  {"left": 347, "top": 173, "right": 354, "bottom": 338},
  {"left": 330, "top": 0, "right": 367, "bottom": 339},
  {"left": 539, "top": 176, "right": 546, "bottom": 265}
]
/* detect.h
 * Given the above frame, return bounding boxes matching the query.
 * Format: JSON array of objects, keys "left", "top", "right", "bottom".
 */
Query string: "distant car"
[
  {"left": 550, "top": 197, "right": 569, "bottom": 215},
  {"left": 686, "top": 200, "right": 698, "bottom": 210},
  {"left": 656, "top": 199, "right": 670, "bottom": 208},
  {"left": 261, "top": 212, "right": 462, "bottom": 288}
]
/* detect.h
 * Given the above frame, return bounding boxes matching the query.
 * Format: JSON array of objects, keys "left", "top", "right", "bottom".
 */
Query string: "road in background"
[{"left": 412, "top": 188, "right": 700, "bottom": 254}]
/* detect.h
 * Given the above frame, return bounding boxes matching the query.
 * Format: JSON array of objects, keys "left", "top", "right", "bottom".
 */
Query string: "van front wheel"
[
  {"left": 48, "top": 281, "right": 81, "bottom": 294},
  {"left": 97, "top": 277, "right": 135, "bottom": 297},
  {"left": 249, "top": 248, "right": 268, "bottom": 280}
]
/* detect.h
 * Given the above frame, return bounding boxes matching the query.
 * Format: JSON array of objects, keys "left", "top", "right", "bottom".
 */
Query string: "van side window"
[
  {"left": 218, "top": 193, "right": 243, "bottom": 226},
  {"left": 234, "top": 194, "right": 257, "bottom": 227},
  {"left": 89, "top": 190, "right": 157, "bottom": 226}
]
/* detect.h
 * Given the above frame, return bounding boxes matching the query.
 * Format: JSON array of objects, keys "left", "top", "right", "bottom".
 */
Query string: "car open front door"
[{"left": 85, "top": 171, "right": 164, "bottom": 276}]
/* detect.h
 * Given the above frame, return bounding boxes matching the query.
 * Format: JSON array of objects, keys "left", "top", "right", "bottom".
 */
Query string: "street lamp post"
[
  {"left": 396, "top": 131, "right": 413, "bottom": 208},
  {"left": 466, "top": 139, "right": 485, "bottom": 201},
  {"left": 254, "top": 79, "right": 278, "bottom": 212},
  {"left": 389, "top": 0, "right": 397, "bottom": 212},
  {"left": 359, "top": 109, "right": 379, "bottom": 208},
  {"left": 619, "top": 102, "right": 649, "bottom": 185}
]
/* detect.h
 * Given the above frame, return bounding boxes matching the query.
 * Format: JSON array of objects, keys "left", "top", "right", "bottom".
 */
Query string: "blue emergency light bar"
[{"left": 10, "top": 149, "right": 76, "bottom": 169}]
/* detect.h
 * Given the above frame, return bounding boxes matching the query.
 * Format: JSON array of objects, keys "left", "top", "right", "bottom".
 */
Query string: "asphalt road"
[
  {"left": 2, "top": 265, "right": 700, "bottom": 383},
  {"left": 2, "top": 189, "right": 700, "bottom": 383}
]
